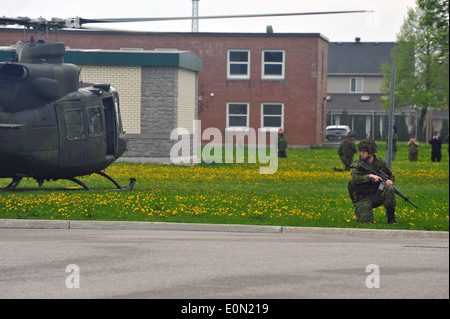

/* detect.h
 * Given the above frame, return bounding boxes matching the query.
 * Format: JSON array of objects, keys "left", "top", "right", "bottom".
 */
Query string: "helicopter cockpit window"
[
  {"left": 64, "top": 110, "right": 85, "bottom": 140},
  {"left": 87, "top": 107, "right": 103, "bottom": 137}
]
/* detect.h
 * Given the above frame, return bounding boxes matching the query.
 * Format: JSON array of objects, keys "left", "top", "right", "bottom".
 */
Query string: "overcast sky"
[{"left": 2, "top": 0, "right": 417, "bottom": 42}]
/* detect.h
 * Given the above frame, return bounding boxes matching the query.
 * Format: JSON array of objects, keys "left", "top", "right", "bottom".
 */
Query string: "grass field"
[{"left": 1, "top": 142, "right": 448, "bottom": 231}]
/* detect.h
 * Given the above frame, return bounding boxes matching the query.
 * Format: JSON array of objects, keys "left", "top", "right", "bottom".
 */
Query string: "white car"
[{"left": 326, "top": 125, "right": 351, "bottom": 141}]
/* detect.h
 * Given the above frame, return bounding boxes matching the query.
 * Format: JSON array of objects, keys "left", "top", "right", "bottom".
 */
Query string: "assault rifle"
[{"left": 360, "top": 161, "right": 418, "bottom": 209}]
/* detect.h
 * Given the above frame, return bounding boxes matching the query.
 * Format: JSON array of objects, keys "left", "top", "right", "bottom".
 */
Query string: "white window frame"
[
  {"left": 226, "top": 102, "right": 250, "bottom": 128},
  {"left": 227, "top": 50, "right": 250, "bottom": 80},
  {"left": 260, "top": 103, "right": 284, "bottom": 132},
  {"left": 261, "top": 50, "right": 285, "bottom": 80},
  {"left": 350, "top": 77, "right": 363, "bottom": 93}
]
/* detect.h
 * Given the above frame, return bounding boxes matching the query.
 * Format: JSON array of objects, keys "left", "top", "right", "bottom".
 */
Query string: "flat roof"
[
  {"left": 66, "top": 49, "right": 202, "bottom": 71},
  {"left": 0, "top": 27, "right": 329, "bottom": 41},
  {"left": 0, "top": 46, "right": 203, "bottom": 72}
]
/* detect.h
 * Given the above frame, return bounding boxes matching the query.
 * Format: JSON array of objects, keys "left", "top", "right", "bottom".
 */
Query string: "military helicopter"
[
  {"left": 0, "top": 10, "right": 369, "bottom": 190},
  {"left": 0, "top": 17, "right": 137, "bottom": 190}
]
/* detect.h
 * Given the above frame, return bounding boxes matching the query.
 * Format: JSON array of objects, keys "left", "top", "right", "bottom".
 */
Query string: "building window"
[
  {"left": 350, "top": 77, "right": 363, "bottom": 93},
  {"left": 227, "top": 103, "right": 249, "bottom": 127},
  {"left": 262, "top": 50, "right": 284, "bottom": 79},
  {"left": 228, "top": 50, "right": 250, "bottom": 79},
  {"left": 261, "top": 103, "right": 284, "bottom": 130}
]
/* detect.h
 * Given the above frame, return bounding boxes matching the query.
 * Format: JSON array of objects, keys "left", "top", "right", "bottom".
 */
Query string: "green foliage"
[
  {"left": 381, "top": 3, "right": 449, "bottom": 141},
  {"left": 396, "top": 115, "right": 410, "bottom": 141}
]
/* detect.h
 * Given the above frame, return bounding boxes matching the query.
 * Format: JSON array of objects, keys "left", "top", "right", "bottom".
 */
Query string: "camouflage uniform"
[
  {"left": 278, "top": 130, "right": 287, "bottom": 158},
  {"left": 338, "top": 131, "right": 357, "bottom": 171},
  {"left": 348, "top": 139, "right": 397, "bottom": 223},
  {"left": 408, "top": 139, "right": 419, "bottom": 162},
  {"left": 385, "top": 133, "right": 398, "bottom": 161}
]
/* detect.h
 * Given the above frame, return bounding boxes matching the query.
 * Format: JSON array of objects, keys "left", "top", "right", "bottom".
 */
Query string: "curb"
[
  {"left": 282, "top": 226, "right": 449, "bottom": 238},
  {"left": 0, "top": 219, "right": 282, "bottom": 234},
  {"left": 70, "top": 220, "right": 283, "bottom": 233},
  {"left": 0, "top": 218, "right": 448, "bottom": 238}
]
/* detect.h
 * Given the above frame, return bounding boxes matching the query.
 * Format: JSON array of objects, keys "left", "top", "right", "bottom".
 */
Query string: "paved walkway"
[{"left": 0, "top": 218, "right": 448, "bottom": 238}]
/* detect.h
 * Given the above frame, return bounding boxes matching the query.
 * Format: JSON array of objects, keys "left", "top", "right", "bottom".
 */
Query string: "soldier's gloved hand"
[{"left": 369, "top": 174, "right": 382, "bottom": 183}]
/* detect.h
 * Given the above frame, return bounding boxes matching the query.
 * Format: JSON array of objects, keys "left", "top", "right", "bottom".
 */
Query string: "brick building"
[
  {"left": 0, "top": 28, "right": 328, "bottom": 147},
  {"left": 1, "top": 28, "right": 328, "bottom": 148}
]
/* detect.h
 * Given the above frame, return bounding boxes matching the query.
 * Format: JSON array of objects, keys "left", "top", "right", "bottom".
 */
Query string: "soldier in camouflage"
[
  {"left": 277, "top": 128, "right": 288, "bottom": 158},
  {"left": 335, "top": 131, "right": 357, "bottom": 171},
  {"left": 348, "top": 138, "right": 397, "bottom": 224}
]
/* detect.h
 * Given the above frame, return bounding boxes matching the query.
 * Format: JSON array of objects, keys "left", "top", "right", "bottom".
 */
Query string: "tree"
[
  {"left": 419, "top": 0, "right": 449, "bottom": 64},
  {"left": 396, "top": 115, "right": 409, "bottom": 141},
  {"left": 355, "top": 116, "right": 366, "bottom": 140},
  {"left": 340, "top": 110, "right": 350, "bottom": 127},
  {"left": 381, "top": 1, "right": 449, "bottom": 141},
  {"left": 440, "top": 119, "right": 449, "bottom": 141}
]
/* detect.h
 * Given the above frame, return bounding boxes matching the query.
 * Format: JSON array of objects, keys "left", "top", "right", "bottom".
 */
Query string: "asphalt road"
[{"left": 0, "top": 224, "right": 448, "bottom": 300}]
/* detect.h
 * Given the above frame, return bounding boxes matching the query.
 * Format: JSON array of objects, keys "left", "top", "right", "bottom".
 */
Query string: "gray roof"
[
  {"left": 328, "top": 42, "right": 395, "bottom": 75},
  {"left": 327, "top": 93, "right": 385, "bottom": 113},
  {"left": 326, "top": 93, "right": 415, "bottom": 115}
]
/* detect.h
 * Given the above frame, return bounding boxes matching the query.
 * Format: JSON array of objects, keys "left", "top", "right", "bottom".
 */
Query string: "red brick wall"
[{"left": 1, "top": 29, "right": 328, "bottom": 146}]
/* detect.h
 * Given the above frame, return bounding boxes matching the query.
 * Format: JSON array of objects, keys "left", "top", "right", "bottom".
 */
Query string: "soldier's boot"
[{"left": 386, "top": 209, "right": 397, "bottom": 224}]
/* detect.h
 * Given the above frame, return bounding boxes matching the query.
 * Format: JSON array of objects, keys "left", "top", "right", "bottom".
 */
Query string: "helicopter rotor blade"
[
  {"left": 0, "top": 17, "right": 30, "bottom": 25},
  {"left": 0, "top": 16, "right": 35, "bottom": 27},
  {"left": 78, "top": 10, "right": 370, "bottom": 26},
  {"left": 2, "top": 10, "right": 372, "bottom": 31},
  {"left": 1, "top": 16, "right": 68, "bottom": 29}
]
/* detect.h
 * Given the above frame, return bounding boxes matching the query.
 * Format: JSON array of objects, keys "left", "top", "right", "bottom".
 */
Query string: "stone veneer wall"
[{"left": 124, "top": 67, "right": 196, "bottom": 160}]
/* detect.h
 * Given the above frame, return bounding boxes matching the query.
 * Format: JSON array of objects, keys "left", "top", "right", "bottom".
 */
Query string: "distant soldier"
[
  {"left": 407, "top": 137, "right": 419, "bottom": 162},
  {"left": 429, "top": 131, "right": 443, "bottom": 162},
  {"left": 277, "top": 128, "right": 287, "bottom": 158},
  {"left": 335, "top": 131, "right": 357, "bottom": 172},
  {"left": 385, "top": 130, "right": 398, "bottom": 161},
  {"left": 348, "top": 138, "right": 397, "bottom": 224}
]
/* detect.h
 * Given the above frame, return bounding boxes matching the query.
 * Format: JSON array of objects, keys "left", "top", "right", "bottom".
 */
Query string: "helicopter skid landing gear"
[
  {"left": 1, "top": 174, "right": 136, "bottom": 191},
  {"left": 1, "top": 177, "right": 23, "bottom": 189},
  {"left": 95, "top": 172, "right": 136, "bottom": 191},
  {"left": 65, "top": 172, "right": 136, "bottom": 191},
  {"left": 66, "top": 177, "right": 91, "bottom": 190}
]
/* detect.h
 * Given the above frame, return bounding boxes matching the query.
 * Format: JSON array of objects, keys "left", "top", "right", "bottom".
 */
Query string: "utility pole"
[
  {"left": 386, "top": 66, "right": 396, "bottom": 170},
  {"left": 191, "top": 0, "right": 200, "bottom": 32}
]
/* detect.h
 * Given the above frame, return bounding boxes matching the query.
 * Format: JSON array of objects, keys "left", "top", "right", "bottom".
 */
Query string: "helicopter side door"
[
  {"left": 57, "top": 101, "right": 106, "bottom": 170},
  {"left": 102, "top": 96, "right": 118, "bottom": 157}
]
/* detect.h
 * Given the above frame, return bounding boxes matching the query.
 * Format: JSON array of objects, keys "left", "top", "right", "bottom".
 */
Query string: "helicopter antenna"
[{"left": 192, "top": 0, "right": 200, "bottom": 33}]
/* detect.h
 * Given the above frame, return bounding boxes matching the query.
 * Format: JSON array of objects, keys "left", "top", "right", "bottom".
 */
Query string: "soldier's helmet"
[
  {"left": 358, "top": 138, "right": 377, "bottom": 153},
  {"left": 347, "top": 131, "right": 356, "bottom": 138}
]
